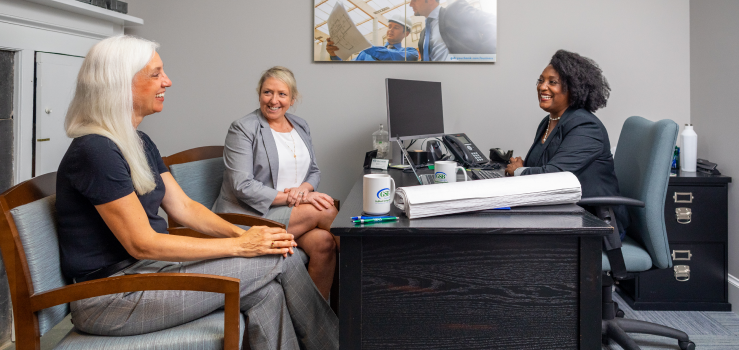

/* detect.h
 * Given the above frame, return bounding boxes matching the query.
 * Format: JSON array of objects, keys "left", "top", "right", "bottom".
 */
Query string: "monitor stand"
[{"left": 391, "top": 140, "right": 407, "bottom": 166}]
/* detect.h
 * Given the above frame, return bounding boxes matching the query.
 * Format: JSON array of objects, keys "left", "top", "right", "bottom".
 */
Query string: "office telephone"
[
  {"left": 443, "top": 133, "right": 489, "bottom": 166},
  {"left": 489, "top": 148, "right": 514, "bottom": 164}
]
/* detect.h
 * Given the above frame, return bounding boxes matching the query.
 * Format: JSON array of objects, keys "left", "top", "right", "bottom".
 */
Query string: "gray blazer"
[{"left": 212, "top": 109, "right": 321, "bottom": 217}]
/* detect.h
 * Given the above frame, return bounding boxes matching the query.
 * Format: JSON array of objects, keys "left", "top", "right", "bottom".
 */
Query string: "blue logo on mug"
[{"left": 376, "top": 188, "right": 391, "bottom": 200}]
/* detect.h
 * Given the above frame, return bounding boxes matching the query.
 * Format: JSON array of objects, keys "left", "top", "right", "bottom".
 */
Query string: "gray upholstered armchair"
[
  {"left": 0, "top": 172, "right": 243, "bottom": 349},
  {"left": 578, "top": 116, "right": 695, "bottom": 350},
  {"left": 161, "top": 146, "right": 340, "bottom": 314}
]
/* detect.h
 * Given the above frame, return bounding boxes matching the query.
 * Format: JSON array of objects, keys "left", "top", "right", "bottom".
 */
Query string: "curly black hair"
[{"left": 549, "top": 50, "right": 610, "bottom": 113}]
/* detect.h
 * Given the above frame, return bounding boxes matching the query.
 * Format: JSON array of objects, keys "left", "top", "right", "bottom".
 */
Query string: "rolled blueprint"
[{"left": 393, "top": 172, "right": 582, "bottom": 219}]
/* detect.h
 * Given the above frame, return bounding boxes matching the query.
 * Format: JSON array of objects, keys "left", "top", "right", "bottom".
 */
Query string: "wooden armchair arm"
[
  {"left": 169, "top": 227, "right": 213, "bottom": 239},
  {"left": 169, "top": 213, "right": 286, "bottom": 239},
  {"left": 216, "top": 213, "right": 284, "bottom": 228},
  {"left": 29, "top": 273, "right": 241, "bottom": 350}
]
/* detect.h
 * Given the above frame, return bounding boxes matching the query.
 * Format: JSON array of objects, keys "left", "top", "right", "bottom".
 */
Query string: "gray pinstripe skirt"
[{"left": 70, "top": 253, "right": 337, "bottom": 350}]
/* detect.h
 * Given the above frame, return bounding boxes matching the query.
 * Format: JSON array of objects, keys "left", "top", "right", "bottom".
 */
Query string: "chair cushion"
[
  {"left": 53, "top": 310, "right": 245, "bottom": 350},
  {"left": 10, "top": 194, "right": 69, "bottom": 336},
  {"left": 602, "top": 236, "right": 653, "bottom": 272},
  {"left": 169, "top": 157, "right": 225, "bottom": 209},
  {"left": 613, "top": 117, "right": 679, "bottom": 269}
]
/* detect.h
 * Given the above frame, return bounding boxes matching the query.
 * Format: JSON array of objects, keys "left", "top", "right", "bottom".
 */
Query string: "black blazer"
[
  {"left": 522, "top": 108, "right": 629, "bottom": 237},
  {"left": 418, "top": 0, "right": 496, "bottom": 56}
]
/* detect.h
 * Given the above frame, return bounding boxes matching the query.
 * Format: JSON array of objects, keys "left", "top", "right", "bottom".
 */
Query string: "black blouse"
[
  {"left": 56, "top": 132, "right": 168, "bottom": 280},
  {"left": 521, "top": 108, "right": 629, "bottom": 239}
]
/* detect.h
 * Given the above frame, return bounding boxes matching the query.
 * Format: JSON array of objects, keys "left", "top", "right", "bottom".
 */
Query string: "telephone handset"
[
  {"left": 443, "top": 133, "right": 489, "bottom": 166},
  {"left": 489, "top": 148, "right": 514, "bottom": 164}
]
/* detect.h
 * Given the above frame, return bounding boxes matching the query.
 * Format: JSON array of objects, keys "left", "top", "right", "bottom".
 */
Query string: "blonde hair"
[
  {"left": 65, "top": 35, "right": 159, "bottom": 195},
  {"left": 256, "top": 66, "right": 300, "bottom": 103}
]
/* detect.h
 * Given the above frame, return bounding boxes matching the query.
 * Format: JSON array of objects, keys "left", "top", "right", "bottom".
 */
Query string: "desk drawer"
[
  {"left": 633, "top": 243, "right": 725, "bottom": 303},
  {"left": 664, "top": 185, "right": 727, "bottom": 242}
]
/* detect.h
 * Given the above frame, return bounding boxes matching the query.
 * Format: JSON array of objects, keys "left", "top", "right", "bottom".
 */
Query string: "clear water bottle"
[{"left": 372, "top": 124, "right": 389, "bottom": 159}]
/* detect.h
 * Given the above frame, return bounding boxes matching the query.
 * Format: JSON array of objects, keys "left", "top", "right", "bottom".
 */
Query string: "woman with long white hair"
[{"left": 56, "top": 35, "right": 337, "bottom": 349}]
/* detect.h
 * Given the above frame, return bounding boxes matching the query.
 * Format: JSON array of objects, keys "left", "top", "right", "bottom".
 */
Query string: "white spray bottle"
[{"left": 680, "top": 124, "right": 697, "bottom": 172}]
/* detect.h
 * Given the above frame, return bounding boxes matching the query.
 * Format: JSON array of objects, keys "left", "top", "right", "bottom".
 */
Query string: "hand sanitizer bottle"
[{"left": 680, "top": 124, "right": 697, "bottom": 172}]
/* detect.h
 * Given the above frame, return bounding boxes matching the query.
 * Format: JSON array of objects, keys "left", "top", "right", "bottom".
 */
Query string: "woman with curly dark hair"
[{"left": 505, "top": 49, "right": 629, "bottom": 239}]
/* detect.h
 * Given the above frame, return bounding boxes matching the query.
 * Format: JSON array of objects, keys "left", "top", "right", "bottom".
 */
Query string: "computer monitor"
[{"left": 385, "top": 78, "right": 445, "bottom": 141}]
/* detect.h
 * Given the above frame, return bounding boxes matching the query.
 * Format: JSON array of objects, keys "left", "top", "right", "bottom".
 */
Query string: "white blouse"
[{"left": 271, "top": 128, "right": 311, "bottom": 191}]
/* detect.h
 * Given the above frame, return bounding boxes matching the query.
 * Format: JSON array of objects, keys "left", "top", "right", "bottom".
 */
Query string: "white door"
[{"left": 34, "top": 52, "right": 84, "bottom": 176}]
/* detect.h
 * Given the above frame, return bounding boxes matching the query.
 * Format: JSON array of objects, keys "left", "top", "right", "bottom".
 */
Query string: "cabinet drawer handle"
[
  {"left": 675, "top": 207, "right": 692, "bottom": 224},
  {"left": 673, "top": 192, "right": 693, "bottom": 203},
  {"left": 672, "top": 250, "right": 692, "bottom": 261},
  {"left": 674, "top": 265, "right": 690, "bottom": 282}
]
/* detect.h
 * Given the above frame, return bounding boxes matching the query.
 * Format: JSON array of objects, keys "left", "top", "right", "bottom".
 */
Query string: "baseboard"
[
  {"left": 729, "top": 274, "right": 739, "bottom": 289},
  {"left": 729, "top": 274, "right": 739, "bottom": 316}
]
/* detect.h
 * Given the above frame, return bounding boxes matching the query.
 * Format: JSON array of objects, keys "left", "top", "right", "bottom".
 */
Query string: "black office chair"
[{"left": 578, "top": 116, "right": 695, "bottom": 350}]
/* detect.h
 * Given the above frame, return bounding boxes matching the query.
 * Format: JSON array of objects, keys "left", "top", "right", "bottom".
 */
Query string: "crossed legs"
[
  {"left": 287, "top": 203, "right": 338, "bottom": 299},
  {"left": 70, "top": 255, "right": 338, "bottom": 350}
]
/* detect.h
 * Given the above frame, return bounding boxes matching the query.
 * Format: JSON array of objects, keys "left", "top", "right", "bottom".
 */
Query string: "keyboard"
[
  {"left": 471, "top": 169, "right": 502, "bottom": 180},
  {"left": 420, "top": 174, "right": 435, "bottom": 185}
]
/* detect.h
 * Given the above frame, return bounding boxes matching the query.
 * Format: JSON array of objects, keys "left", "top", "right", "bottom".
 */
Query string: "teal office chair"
[{"left": 578, "top": 116, "right": 695, "bottom": 350}]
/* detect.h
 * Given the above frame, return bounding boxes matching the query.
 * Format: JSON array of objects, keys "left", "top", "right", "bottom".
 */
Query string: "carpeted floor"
[
  {"left": 6, "top": 293, "right": 739, "bottom": 350},
  {"left": 603, "top": 292, "right": 739, "bottom": 349}
]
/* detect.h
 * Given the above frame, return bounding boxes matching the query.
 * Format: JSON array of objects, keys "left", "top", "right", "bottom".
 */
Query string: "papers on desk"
[
  {"left": 327, "top": 2, "right": 372, "bottom": 61},
  {"left": 393, "top": 172, "right": 582, "bottom": 219}
]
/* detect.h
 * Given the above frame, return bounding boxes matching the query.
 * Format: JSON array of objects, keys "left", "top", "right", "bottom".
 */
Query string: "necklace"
[
  {"left": 542, "top": 115, "right": 562, "bottom": 143},
  {"left": 279, "top": 130, "right": 298, "bottom": 184}
]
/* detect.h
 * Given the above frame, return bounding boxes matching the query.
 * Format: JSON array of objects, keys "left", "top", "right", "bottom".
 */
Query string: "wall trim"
[
  {"left": 729, "top": 274, "right": 739, "bottom": 290},
  {"left": 0, "top": 12, "right": 109, "bottom": 39}
]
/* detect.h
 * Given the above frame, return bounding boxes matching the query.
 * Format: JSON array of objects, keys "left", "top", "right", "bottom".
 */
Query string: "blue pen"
[
  {"left": 351, "top": 215, "right": 396, "bottom": 220},
  {"left": 353, "top": 217, "right": 398, "bottom": 224}
]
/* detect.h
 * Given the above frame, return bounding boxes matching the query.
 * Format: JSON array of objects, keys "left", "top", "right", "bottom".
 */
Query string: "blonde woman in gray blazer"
[{"left": 213, "top": 67, "right": 338, "bottom": 299}]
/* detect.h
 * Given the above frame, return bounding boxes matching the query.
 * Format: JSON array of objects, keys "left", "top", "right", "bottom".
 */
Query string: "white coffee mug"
[
  {"left": 434, "top": 161, "right": 469, "bottom": 184},
  {"left": 363, "top": 174, "right": 396, "bottom": 215}
]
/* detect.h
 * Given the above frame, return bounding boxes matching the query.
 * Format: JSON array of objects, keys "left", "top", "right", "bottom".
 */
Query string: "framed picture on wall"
[{"left": 313, "top": 0, "right": 497, "bottom": 63}]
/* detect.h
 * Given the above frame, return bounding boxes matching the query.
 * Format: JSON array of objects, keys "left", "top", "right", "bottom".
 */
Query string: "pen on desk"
[
  {"left": 351, "top": 215, "right": 395, "bottom": 220},
  {"left": 353, "top": 217, "right": 398, "bottom": 223}
]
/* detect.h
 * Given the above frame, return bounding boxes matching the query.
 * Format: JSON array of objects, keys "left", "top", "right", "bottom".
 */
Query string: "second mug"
[{"left": 434, "top": 161, "right": 469, "bottom": 184}]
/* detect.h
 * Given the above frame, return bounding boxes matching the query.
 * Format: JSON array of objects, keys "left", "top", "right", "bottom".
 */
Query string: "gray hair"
[
  {"left": 256, "top": 66, "right": 300, "bottom": 103},
  {"left": 65, "top": 35, "right": 159, "bottom": 195}
]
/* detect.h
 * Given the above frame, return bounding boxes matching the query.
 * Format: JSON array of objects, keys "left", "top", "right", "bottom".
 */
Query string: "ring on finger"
[{"left": 270, "top": 241, "right": 275, "bottom": 248}]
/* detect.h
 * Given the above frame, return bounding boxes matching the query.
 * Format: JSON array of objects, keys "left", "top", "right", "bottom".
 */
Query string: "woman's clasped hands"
[
  {"left": 505, "top": 156, "right": 524, "bottom": 176},
  {"left": 237, "top": 225, "right": 297, "bottom": 258},
  {"left": 284, "top": 186, "right": 334, "bottom": 211}
]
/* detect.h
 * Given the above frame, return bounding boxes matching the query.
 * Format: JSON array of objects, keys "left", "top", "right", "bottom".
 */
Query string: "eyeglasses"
[{"left": 536, "top": 78, "right": 560, "bottom": 87}]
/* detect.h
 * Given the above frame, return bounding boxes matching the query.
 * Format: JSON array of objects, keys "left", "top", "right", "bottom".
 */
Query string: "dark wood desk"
[{"left": 332, "top": 168, "right": 612, "bottom": 349}]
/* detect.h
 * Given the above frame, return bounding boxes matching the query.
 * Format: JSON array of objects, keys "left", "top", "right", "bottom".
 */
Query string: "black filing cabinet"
[{"left": 618, "top": 171, "right": 732, "bottom": 311}]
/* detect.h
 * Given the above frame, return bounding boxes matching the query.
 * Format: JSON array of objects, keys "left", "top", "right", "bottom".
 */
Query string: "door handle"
[
  {"left": 37, "top": 138, "right": 50, "bottom": 142},
  {"left": 675, "top": 208, "right": 692, "bottom": 224},
  {"left": 674, "top": 265, "right": 690, "bottom": 282}
]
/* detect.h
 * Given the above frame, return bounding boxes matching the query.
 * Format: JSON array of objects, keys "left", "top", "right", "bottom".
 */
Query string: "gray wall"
[
  {"left": 125, "top": 0, "right": 690, "bottom": 202},
  {"left": 690, "top": 1, "right": 739, "bottom": 306}
]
